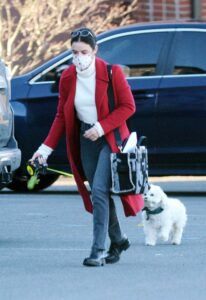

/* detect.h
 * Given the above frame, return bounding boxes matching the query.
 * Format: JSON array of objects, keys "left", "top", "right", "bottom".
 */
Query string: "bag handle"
[
  {"left": 137, "top": 135, "right": 147, "bottom": 147},
  {"left": 107, "top": 64, "right": 122, "bottom": 148}
]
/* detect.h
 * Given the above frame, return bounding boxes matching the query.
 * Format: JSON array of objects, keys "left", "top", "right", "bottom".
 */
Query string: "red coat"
[{"left": 44, "top": 57, "right": 144, "bottom": 216}]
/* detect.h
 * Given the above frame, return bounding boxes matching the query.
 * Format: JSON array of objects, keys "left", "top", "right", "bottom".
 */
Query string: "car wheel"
[
  {"left": 7, "top": 173, "right": 59, "bottom": 192},
  {"left": 0, "top": 183, "right": 5, "bottom": 190}
]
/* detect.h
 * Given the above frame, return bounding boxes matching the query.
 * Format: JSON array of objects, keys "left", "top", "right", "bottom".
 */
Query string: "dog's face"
[{"left": 143, "top": 184, "right": 167, "bottom": 210}]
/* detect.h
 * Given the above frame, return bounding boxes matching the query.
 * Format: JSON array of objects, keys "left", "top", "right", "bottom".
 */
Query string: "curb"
[{"left": 49, "top": 176, "right": 206, "bottom": 194}]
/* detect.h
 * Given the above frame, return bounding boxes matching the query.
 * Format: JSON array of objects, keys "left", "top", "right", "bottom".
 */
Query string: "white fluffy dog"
[{"left": 142, "top": 184, "right": 187, "bottom": 246}]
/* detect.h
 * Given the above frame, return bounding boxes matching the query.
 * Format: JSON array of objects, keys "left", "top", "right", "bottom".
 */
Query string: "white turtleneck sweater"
[
  {"left": 74, "top": 59, "right": 96, "bottom": 123},
  {"left": 74, "top": 58, "right": 104, "bottom": 136},
  {"left": 37, "top": 59, "right": 104, "bottom": 158}
]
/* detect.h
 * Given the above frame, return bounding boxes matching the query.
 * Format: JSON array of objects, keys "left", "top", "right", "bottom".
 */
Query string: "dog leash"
[{"left": 26, "top": 159, "right": 73, "bottom": 190}]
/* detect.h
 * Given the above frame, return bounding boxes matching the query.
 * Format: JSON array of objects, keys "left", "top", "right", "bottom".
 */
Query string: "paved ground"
[{"left": 0, "top": 178, "right": 206, "bottom": 300}]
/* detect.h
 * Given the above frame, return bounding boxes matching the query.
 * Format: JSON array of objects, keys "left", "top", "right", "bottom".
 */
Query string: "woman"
[{"left": 31, "top": 27, "right": 144, "bottom": 267}]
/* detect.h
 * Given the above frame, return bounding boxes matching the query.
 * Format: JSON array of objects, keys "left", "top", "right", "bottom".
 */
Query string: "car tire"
[
  {"left": 7, "top": 173, "right": 59, "bottom": 192},
  {"left": 0, "top": 183, "right": 5, "bottom": 190}
]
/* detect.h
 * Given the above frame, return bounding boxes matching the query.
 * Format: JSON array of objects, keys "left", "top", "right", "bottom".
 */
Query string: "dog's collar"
[{"left": 142, "top": 207, "right": 164, "bottom": 220}]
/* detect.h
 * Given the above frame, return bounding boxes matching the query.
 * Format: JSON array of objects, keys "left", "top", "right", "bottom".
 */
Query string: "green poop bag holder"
[{"left": 27, "top": 158, "right": 73, "bottom": 190}]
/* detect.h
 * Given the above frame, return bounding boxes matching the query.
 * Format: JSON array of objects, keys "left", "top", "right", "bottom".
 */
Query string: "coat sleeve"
[
  {"left": 43, "top": 71, "right": 68, "bottom": 149},
  {"left": 99, "top": 64, "right": 135, "bottom": 135}
]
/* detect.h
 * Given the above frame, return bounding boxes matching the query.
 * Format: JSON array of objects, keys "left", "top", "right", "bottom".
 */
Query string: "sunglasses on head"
[{"left": 71, "top": 29, "right": 94, "bottom": 39}]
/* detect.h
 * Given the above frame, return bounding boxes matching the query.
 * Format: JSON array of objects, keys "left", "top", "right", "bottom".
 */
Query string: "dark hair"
[{"left": 70, "top": 27, "right": 97, "bottom": 50}]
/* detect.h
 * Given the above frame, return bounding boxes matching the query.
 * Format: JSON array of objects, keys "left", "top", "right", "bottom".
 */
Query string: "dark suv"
[
  {"left": 0, "top": 59, "right": 21, "bottom": 188},
  {"left": 9, "top": 22, "right": 206, "bottom": 191}
]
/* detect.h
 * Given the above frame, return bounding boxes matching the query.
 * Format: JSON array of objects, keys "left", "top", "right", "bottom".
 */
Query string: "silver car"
[{"left": 0, "top": 59, "right": 21, "bottom": 188}]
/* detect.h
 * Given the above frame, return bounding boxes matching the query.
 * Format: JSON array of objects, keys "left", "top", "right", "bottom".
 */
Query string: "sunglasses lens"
[
  {"left": 71, "top": 31, "right": 79, "bottom": 38},
  {"left": 71, "top": 30, "right": 93, "bottom": 39},
  {"left": 80, "top": 30, "right": 91, "bottom": 37}
]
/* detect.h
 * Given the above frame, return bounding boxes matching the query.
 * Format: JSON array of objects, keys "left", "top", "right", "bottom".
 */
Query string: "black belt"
[{"left": 80, "top": 121, "right": 94, "bottom": 132}]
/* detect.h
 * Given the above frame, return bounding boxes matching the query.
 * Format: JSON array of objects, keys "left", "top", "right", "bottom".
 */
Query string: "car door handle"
[
  {"left": 135, "top": 93, "right": 156, "bottom": 100},
  {"left": 145, "top": 93, "right": 156, "bottom": 98}
]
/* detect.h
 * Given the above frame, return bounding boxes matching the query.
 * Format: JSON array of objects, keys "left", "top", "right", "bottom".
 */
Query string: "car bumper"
[{"left": 0, "top": 148, "right": 21, "bottom": 173}]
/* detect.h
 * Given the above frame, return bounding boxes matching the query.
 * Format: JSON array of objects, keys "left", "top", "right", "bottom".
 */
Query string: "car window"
[
  {"left": 172, "top": 31, "right": 206, "bottom": 75},
  {"left": 35, "top": 59, "right": 72, "bottom": 82},
  {"left": 0, "top": 87, "right": 12, "bottom": 148},
  {"left": 97, "top": 31, "right": 168, "bottom": 77},
  {"left": 0, "top": 87, "right": 8, "bottom": 117},
  {"left": 0, "top": 63, "right": 12, "bottom": 148},
  {"left": 35, "top": 31, "right": 169, "bottom": 82}
]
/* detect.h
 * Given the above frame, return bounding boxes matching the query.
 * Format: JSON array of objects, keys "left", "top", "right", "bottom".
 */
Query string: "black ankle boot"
[
  {"left": 83, "top": 249, "right": 105, "bottom": 267},
  {"left": 105, "top": 238, "right": 130, "bottom": 264}
]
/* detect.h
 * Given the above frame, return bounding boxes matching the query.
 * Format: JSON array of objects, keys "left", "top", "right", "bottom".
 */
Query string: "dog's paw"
[
  {"left": 145, "top": 241, "right": 156, "bottom": 246},
  {"left": 171, "top": 239, "right": 181, "bottom": 245}
]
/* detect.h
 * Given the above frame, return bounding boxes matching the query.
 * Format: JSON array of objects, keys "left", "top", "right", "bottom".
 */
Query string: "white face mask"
[{"left": 72, "top": 54, "right": 93, "bottom": 71}]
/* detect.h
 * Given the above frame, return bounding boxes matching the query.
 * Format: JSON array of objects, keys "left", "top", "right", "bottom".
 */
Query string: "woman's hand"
[
  {"left": 30, "top": 144, "right": 53, "bottom": 165},
  {"left": 83, "top": 126, "right": 99, "bottom": 141},
  {"left": 30, "top": 152, "right": 47, "bottom": 165}
]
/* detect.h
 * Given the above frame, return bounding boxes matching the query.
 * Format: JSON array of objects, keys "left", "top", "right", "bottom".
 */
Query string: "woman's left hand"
[{"left": 83, "top": 126, "right": 99, "bottom": 141}]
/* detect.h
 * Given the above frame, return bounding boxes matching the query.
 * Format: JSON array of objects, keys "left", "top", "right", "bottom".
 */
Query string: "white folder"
[{"left": 122, "top": 132, "right": 137, "bottom": 153}]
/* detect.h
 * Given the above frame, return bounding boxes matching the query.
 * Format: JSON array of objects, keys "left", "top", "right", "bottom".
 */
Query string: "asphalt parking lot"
[{"left": 0, "top": 176, "right": 206, "bottom": 300}]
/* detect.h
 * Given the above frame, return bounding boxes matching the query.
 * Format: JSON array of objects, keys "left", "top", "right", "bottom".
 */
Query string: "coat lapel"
[
  {"left": 63, "top": 67, "right": 77, "bottom": 138},
  {"left": 95, "top": 58, "right": 109, "bottom": 114}
]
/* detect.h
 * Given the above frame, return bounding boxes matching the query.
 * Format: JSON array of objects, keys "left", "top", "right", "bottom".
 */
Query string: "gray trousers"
[{"left": 80, "top": 122, "right": 124, "bottom": 251}]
